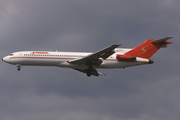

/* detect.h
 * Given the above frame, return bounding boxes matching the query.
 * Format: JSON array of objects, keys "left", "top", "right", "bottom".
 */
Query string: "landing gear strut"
[
  {"left": 87, "top": 66, "right": 93, "bottom": 77},
  {"left": 16, "top": 64, "right": 21, "bottom": 71}
]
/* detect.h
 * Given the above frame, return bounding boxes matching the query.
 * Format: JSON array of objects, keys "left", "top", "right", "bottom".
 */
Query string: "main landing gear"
[
  {"left": 87, "top": 66, "right": 93, "bottom": 77},
  {"left": 16, "top": 64, "right": 21, "bottom": 71}
]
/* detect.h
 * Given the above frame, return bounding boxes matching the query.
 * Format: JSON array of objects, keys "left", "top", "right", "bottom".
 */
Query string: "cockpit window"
[{"left": 9, "top": 54, "right": 14, "bottom": 56}]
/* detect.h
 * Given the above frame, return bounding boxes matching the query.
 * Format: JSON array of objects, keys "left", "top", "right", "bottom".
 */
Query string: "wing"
[
  {"left": 73, "top": 68, "right": 106, "bottom": 76},
  {"left": 68, "top": 44, "right": 120, "bottom": 66}
]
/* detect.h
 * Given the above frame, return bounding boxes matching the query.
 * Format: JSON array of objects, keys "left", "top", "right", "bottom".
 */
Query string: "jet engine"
[{"left": 116, "top": 54, "right": 136, "bottom": 61}]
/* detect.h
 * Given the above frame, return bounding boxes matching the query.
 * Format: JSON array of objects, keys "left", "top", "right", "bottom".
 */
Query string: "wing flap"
[{"left": 73, "top": 68, "right": 106, "bottom": 76}]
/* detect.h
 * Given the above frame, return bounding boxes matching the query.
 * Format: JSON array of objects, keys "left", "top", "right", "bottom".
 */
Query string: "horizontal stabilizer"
[{"left": 151, "top": 36, "right": 173, "bottom": 44}]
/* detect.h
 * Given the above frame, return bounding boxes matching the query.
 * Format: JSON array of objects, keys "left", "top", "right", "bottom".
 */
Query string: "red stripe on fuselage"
[
  {"left": 9, "top": 57, "right": 73, "bottom": 60},
  {"left": 9, "top": 57, "right": 118, "bottom": 61}
]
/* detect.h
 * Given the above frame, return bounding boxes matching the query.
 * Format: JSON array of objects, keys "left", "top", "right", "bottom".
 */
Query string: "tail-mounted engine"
[
  {"left": 116, "top": 54, "right": 154, "bottom": 64},
  {"left": 116, "top": 54, "right": 136, "bottom": 61}
]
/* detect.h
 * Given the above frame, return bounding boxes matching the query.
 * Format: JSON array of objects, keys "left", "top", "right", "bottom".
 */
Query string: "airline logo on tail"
[{"left": 140, "top": 46, "right": 147, "bottom": 55}]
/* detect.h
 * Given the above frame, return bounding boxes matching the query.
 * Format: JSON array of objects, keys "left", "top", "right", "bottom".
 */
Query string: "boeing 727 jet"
[{"left": 2, "top": 36, "right": 173, "bottom": 77}]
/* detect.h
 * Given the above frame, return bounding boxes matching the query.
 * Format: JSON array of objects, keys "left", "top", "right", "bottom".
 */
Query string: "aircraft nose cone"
[{"left": 2, "top": 57, "right": 9, "bottom": 63}]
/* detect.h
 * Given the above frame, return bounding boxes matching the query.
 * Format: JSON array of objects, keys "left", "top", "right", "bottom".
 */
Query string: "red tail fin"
[{"left": 125, "top": 36, "right": 173, "bottom": 59}]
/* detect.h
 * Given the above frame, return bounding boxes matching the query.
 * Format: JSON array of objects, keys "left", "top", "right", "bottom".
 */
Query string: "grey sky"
[{"left": 0, "top": 0, "right": 180, "bottom": 120}]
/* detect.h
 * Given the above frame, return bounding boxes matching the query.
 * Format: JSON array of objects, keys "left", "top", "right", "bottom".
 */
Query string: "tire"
[
  {"left": 87, "top": 72, "right": 91, "bottom": 77},
  {"left": 17, "top": 67, "right": 21, "bottom": 71}
]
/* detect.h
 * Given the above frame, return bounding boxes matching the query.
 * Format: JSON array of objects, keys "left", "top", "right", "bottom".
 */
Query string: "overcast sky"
[{"left": 0, "top": 0, "right": 180, "bottom": 120}]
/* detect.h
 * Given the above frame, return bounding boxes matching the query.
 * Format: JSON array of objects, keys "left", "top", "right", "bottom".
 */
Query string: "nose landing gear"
[
  {"left": 17, "top": 67, "right": 21, "bottom": 71},
  {"left": 16, "top": 64, "right": 21, "bottom": 71}
]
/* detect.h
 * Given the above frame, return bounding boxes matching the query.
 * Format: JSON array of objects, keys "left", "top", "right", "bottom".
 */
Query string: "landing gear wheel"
[
  {"left": 17, "top": 67, "right": 21, "bottom": 71},
  {"left": 87, "top": 72, "right": 91, "bottom": 77},
  {"left": 16, "top": 64, "right": 21, "bottom": 71},
  {"left": 87, "top": 66, "right": 93, "bottom": 77}
]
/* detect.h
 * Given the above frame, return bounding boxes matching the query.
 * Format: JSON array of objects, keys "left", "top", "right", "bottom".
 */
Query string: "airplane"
[{"left": 2, "top": 36, "right": 173, "bottom": 77}]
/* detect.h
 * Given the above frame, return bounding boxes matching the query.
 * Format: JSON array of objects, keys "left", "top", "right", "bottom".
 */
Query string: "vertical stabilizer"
[{"left": 125, "top": 36, "right": 173, "bottom": 59}]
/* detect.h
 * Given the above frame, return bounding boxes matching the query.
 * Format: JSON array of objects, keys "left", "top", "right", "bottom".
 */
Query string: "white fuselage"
[
  {"left": 2, "top": 36, "right": 171, "bottom": 76},
  {"left": 2, "top": 49, "right": 150, "bottom": 69}
]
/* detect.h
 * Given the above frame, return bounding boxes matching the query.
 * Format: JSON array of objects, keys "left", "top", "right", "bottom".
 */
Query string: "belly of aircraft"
[
  {"left": 11, "top": 57, "right": 65, "bottom": 66},
  {"left": 98, "top": 60, "right": 147, "bottom": 69}
]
